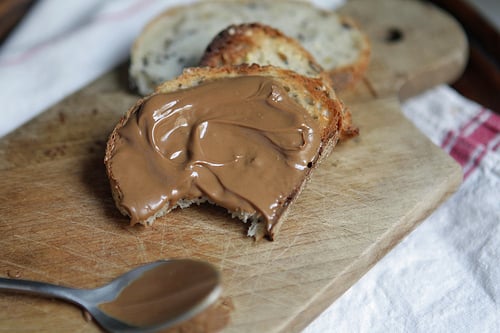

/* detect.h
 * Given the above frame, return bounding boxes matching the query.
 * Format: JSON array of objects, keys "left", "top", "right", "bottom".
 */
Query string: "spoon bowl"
[{"left": 0, "top": 259, "right": 221, "bottom": 333}]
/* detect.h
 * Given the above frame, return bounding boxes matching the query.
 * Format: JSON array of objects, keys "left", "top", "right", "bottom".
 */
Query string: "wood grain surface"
[{"left": 0, "top": 0, "right": 466, "bottom": 332}]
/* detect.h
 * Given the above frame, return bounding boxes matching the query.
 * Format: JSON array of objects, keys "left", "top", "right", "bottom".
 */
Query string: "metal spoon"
[{"left": 0, "top": 259, "right": 221, "bottom": 333}]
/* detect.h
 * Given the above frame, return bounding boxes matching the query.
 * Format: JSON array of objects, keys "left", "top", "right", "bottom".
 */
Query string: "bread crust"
[
  {"left": 106, "top": 64, "right": 345, "bottom": 240},
  {"left": 200, "top": 23, "right": 326, "bottom": 79}
]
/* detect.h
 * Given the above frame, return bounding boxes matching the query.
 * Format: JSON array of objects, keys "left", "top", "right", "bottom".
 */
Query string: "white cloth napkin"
[{"left": 1, "top": 1, "right": 498, "bottom": 332}]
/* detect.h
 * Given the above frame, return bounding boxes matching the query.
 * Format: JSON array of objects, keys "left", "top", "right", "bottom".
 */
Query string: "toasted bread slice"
[
  {"left": 129, "top": 0, "right": 370, "bottom": 95},
  {"left": 200, "top": 23, "right": 328, "bottom": 81},
  {"left": 106, "top": 64, "right": 345, "bottom": 240}
]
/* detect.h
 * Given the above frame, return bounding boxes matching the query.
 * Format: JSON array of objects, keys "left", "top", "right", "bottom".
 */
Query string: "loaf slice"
[
  {"left": 106, "top": 64, "right": 345, "bottom": 240},
  {"left": 129, "top": 0, "right": 370, "bottom": 95},
  {"left": 200, "top": 23, "right": 328, "bottom": 82}
]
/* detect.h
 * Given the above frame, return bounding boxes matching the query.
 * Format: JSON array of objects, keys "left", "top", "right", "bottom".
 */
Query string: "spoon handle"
[{"left": 0, "top": 277, "right": 86, "bottom": 305}]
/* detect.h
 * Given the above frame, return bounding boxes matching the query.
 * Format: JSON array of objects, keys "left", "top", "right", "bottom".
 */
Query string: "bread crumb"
[{"left": 7, "top": 270, "right": 21, "bottom": 278}]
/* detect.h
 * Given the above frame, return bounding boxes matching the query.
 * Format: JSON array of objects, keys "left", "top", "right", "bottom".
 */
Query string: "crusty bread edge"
[{"left": 201, "top": 23, "right": 325, "bottom": 73}]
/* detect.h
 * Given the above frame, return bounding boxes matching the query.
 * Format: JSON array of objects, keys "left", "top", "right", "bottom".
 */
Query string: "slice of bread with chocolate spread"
[
  {"left": 105, "top": 64, "right": 346, "bottom": 240},
  {"left": 129, "top": 0, "right": 370, "bottom": 95}
]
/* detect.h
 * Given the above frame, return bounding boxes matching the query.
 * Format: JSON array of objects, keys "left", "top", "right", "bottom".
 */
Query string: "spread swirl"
[{"left": 109, "top": 76, "right": 321, "bottom": 233}]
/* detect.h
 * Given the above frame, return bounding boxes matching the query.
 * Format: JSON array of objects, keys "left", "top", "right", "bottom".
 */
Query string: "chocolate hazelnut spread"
[
  {"left": 98, "top": 259, "right": 220, "bottom": 327},
  {"left": 109, "top": 75, "right": 321, "bottom": 234}
]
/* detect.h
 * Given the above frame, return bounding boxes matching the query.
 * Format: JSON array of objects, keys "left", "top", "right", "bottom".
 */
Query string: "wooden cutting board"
[{"left": 0, "top": 0, "right": 466, "bottom": 332}]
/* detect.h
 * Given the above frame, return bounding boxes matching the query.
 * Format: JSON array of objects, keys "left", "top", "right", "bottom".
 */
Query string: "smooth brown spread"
[
  {"left": 110, "top": 75, "right": 321, "bottom": 233},
  {"left": 98, "top": 260, "right": 219, "bottom": 327}
]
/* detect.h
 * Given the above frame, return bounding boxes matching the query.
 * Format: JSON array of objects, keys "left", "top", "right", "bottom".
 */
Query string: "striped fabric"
[
  {"left": 441, "top": 109, "right": 500, "bottom": 179},
  {"left": 403, "top": 85, "right": 500, "bottom": 181}
]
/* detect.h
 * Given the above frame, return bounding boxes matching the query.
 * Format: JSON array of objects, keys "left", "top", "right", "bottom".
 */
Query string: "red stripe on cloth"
[
  {"left": 441, "top": 109, "right": 486, "bottom": 152},
  {"left": 95, "top": 0, "right": 155, "bottom": 21},
  {"left": 448, "top": 135, "right": 476, "bottom": 167},
  {"left": 442, "top": 109, "right": 499, "bottom": 179},
  {"left": 461, "top": 109, "right": 488, "bottom": 135},
  {"left": 441, "top": 130, "right": 455, "bottom": 152},
  {"left": 468, "top": 112, "right": 500, "bottom": 145},
  {"left": 463, "top": 145, "right": 488, "bottom": 179},
  {"left": 493, "top": 138, "right": 500, "bottom": 152}
]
